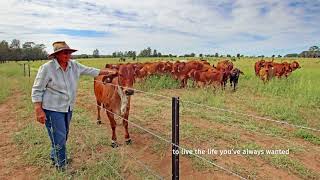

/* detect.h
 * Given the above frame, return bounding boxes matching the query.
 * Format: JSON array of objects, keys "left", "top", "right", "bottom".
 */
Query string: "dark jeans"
[{"left": 44, "top": 108, "right": 72, "bottom": 168}]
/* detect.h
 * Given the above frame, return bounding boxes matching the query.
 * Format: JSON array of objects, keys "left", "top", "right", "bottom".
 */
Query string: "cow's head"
[
  {"left": 258, "top": 60, "right": 266, "bottom": 67},
  {"left": 290, "top": 61, "right": 301, "bottom": 71},
  {"left": 102, "top": 68, "right": 118, "bottom": 84},
  {"left": 118, "top": 64, "right": 135, "bottom": 96},
  {"left": 231, "top": 68, "right": 244, "bottom": 77},
  {"left": 263, "top": 61, "right": 273, "bottom": 69},
  {"left": 164, "top": 61, "right": 173, "bottom": 73},
  {"left": 176, "top": 62, "right": 186, "bottom": 73}
]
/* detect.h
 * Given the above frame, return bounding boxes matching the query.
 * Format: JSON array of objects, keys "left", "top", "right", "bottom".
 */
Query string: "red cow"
[
  {"left": 188, "top": 68, "right": 224, "bottom": 88},
  {"left": 254, "top": 60, "right": 265, "bottom": 76},
  {"left": 171, "top": 61, "right": 206, "bottom": 88},
  {"left": 94, "top": 64, "right": 135, "bottom": 148},
  {"left": 216, "top": 60, "right": 233, "bottom": 88}
]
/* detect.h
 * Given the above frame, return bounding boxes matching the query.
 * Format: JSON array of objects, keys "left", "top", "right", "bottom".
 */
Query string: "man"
[{"left": 31, "top": 41, "right": 115, "bottom": 171}]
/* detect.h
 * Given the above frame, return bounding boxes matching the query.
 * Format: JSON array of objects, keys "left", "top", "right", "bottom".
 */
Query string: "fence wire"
[{"left": 94, "top": 80, "right": 320, "bottom": 132}]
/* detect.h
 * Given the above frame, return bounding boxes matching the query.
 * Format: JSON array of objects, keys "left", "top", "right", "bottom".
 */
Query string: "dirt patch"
[{"left": 0, "top": 92, "right": 40, "bottom": 179}]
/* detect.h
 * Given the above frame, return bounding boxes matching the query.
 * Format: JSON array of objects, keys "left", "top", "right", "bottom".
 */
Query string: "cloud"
[
  {"left": 0, "top": 0, "right": 319, "bottom": 56},
  {"left": 53, "top": 29, "right": 110, "bottom": 38}
]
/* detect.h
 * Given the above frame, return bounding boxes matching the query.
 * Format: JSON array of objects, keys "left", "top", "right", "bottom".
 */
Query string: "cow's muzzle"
[{"left": 125, "top": 89, "right": 134, "bottom": 96}]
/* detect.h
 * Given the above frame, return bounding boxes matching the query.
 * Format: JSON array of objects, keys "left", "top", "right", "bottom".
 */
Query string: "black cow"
[{"left": 230, "top": 68, "right": 244, "bottom": 91}]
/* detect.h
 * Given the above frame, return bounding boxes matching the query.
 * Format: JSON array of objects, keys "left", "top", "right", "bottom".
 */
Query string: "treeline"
[
  {"left": 73, "top": 47, "right": 179, "bottom": 60},
  {"left": 285, "top": 45, "right": 320, "bottom": 58},
  {"left": 112, "top": 47, "right": 178, "bottom": 58},
  {"left": 0, "top": 39, "right": 48, "bottom": 61}
]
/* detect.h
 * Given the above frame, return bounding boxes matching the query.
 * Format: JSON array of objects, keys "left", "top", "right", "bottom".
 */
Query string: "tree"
[
  {"left": 10, "top": 39, "right": 20, "bottom": 49},
  {"left": 22, "top": 42, "right": 35, "bottom": 49},
  {"left": 132, "top": 51, "right": 136, "bottom": 60},
  {"left": 272, "top": 55, "right": 275, "bottom": 60},
  {"left": 138, "top": 47, "right": 154, "bottom": 57},
  {"left": 153, "top": 49, "right": 157, "bottom": 57},
  {"left": 237, "top": 53, "right": 240, "bottom": 58},
  {"left": 0, "top": 40, "right": 9, "bottom": 60},
  {"left": 309, "top": 46, "right": 319, "bottom": 52},
  {"left": 215, "top": 53, "right": 219, "bottom": 57},
  {"left": 285, "top": 53, "right": 299, "bottom": 57},
  {"left": 278, "top": 55, "right": 282, "bottom": 58},
  {"left": 147, "top": 47, "right": 152, "bottom": 57},
  {"left": 9, "top": 39, "right": 23, "bottom": 60},
  {"left": 0, "top": 39, "right": 47, "bottom": 61},
  {"left": 33, "top": 44, "right": 47, "bottom": 60},
  {"left": 93, "top": 49, "right": 100, "bottom": 58},
  {"left": 190, "top": 53, "right": 195, "bottom": 57}
]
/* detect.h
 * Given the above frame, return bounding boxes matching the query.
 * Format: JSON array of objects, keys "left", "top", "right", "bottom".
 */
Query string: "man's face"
[{"left": 56, "top": 50, "right": 72, "bottom": 63}]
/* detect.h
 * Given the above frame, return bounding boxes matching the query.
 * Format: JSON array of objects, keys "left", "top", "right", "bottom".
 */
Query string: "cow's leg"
[
  {"left": 179, "top": 79, "right": 184, "bottom": 88},
  {"left": 221, "top": 81, "right": 225, "bottom": 90},
  {"left": 96, "top": 101, "right": 102, "bottom": 124},
  {"left": 106, "top": 111, "right": 118, "bottom": 148},
  {"left": 198, "top": 81, "right": 205, "bottom": 88},
  {"left": 184, "top": 78, "right": 188, "bottom": 88},
  {"left": 123, "top": 113, "right": 131, "bottom": 145}
]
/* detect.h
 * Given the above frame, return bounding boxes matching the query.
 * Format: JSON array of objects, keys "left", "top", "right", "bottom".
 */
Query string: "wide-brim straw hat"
[{"left": 48, "top": 41, "right": 77, "bottom": 58}]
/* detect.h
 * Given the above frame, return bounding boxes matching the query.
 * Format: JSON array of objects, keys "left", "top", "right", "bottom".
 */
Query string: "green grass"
[
  {"left": 294, "top": 129, "right": 320, "bottom": 145},
  {"left": 13, "top": 123, "right": 50, "bottom": 166},
  {"left": 0, "top": 76, "right": 16, "bottom": 103},
  {"left": 135, "top": 74, "right": 180, "bottom": 91},
  {"left": 0, "top": 62, "right": 25, "bottom": 103},
  {"left": 70, "top": 151, "right": 123, "bottom": 180},
  {"left": 2, "top": 58, "right": 320, "bottom": 179},
  {"left": 266, "top": 155, "right": 318, "bottom": 179},
  {"left": 186, "top": 154, "right": 215, "bottom": 171},
  {"left": 236, "top": 142, "right": 319, "bottom": 179},
  {"left": 181, "top": 88, "right": 226, "bottom": 108}
]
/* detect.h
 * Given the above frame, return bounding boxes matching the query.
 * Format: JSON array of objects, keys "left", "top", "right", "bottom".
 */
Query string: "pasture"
[{"left": 0, "top": 57, "right": 319, "bottom": 179}]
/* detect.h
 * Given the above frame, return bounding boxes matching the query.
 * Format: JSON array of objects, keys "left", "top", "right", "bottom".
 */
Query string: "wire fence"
[
  {"left": 85, "top": 79, "right": 320, "bottom": 179},
  {"left": 90, "top": 99, "right": 246, "bottom": 180},
  {"left": 93, "top": 80, "right": 320, "bottom": 132}
]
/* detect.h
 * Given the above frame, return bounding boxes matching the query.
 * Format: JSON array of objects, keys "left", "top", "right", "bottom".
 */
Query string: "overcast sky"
[{"left": 0, "top": 0, "right": 319, "bottom": 56}]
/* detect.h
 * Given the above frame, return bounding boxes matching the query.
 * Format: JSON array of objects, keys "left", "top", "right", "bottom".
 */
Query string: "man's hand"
[
  {"left": 99, "top": 68, "right": 118, "bottom": 76},
  {"left": 34, "top": 102, "right": 46, "bottom": 124}
]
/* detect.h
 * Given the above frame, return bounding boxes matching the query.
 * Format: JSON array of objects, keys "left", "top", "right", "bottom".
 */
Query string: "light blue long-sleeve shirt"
[{"left": 31, "top": 59, "right": 100, "bottom": 112}]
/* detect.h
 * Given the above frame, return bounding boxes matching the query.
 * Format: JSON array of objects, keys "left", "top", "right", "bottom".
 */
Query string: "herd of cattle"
[
  {"left": 255, "top": 60, "right": 301, "bottom": 82},
  {"left": 103, "top": 59, "right": 301, "bottom": 89},
  {"left": 104, "top": 59, "right": 244, "bottom": 90},
  {"left": 94, "top": 59, "right": 301, "bottom": 147}
]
